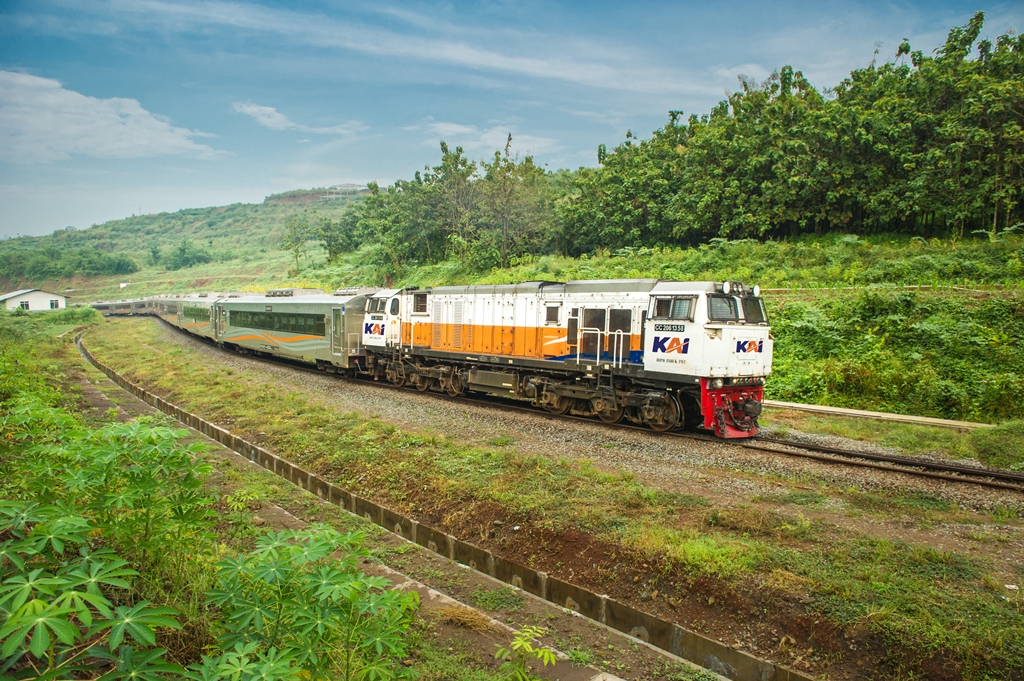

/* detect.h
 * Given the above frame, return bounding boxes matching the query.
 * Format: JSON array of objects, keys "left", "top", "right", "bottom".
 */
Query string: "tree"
[
  {"left": 479, "top": 135, "right": 552, "bottom": 268},
  {"left": 281, "top": 214, "right": 311, "bottom": 271},
  {"left": 423, "top": 142, "right": 478, "bottom": 260}
]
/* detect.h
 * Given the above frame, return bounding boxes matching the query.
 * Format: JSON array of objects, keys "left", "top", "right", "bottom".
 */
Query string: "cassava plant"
[
  {"left": 494, "top": 625, "right": 558, "bottom": 681},
  {"left": 0, "top": 500, "right": 184, "bottom": 680},
  {"left": 200, "top": 526, "right": 419, "bottom": 681}
]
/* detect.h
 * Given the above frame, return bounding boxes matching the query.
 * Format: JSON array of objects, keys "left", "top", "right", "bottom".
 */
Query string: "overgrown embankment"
[
  {"left": 83, "top": 315, "right": 1024, "bottom": 680},
  {"left": 0, "top": 311, "right": 430, "bottom": 681}
]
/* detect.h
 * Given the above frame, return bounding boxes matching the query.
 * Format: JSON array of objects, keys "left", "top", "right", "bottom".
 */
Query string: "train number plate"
[{"left": 654, "top": 324, "right": 686, "bottom": 332}]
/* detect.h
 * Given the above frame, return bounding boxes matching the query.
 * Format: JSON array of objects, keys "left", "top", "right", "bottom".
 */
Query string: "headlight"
[
  {"left": 711, "top": 378, "right": 724, "bottom": 390},
  {"left": 722, "top": 282, "right": 732, "bottom": 294},
  {"left": 752, "top": 285, "right": 760, "bottom": 297}
]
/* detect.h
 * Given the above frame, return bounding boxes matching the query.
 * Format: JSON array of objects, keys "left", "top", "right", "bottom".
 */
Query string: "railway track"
[{"left": 101, "top": 317, "right": 1024, "bottom": 495}]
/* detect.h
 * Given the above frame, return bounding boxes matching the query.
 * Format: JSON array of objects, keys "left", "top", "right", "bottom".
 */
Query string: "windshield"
[
  {"left": 742, "top": 297, "right": 767, "bottom": 324},
  {"left": 654, "top": 296, "right": 695, "bottom": 320},
  {"left": 707, "top": 295, "right": 739, "bottom": 321}
]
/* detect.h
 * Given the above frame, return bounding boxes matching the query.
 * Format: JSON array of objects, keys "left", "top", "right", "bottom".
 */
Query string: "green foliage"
[
  {"left": 315, "top": 138, "right": 560, "bottom": 280},
  {"left": 563, "top": 13, "right": 1024, "bottom": 246},
  {"left": 1, "top": 317, "right": 422, "bottom": 680},
  {"left": 0, "top": 247, "right": 138, "bottom": 283},
  {"left": 202, "top": 526, "right": 419, "bottom": 681},
  {"left": 493, "top": 625, "right": 557, "bottom": 681},
  {"left": 468, "top": 586, "right": 522, "bottom": 612},
  {"left": 768, "top": 289, "right": 1024, "bottom": 422},
  {"left": 0, "top": 501, "right": 185, "bottom": 680},
  {"left": 162, "top": 240, "right": 213, "bottom": 271},
  {"left": 281, "top": 215, "right": 311, "bottom": 272}
]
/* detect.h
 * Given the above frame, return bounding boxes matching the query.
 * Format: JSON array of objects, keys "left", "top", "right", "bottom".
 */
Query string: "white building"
[{"left": 0, "top": 289, "right": 67, "bottom": 312}]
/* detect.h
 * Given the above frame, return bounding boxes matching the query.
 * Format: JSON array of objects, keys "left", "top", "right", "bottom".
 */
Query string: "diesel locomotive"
[{"left": 98, "top": 279, "right": 773, "bottom": 438}]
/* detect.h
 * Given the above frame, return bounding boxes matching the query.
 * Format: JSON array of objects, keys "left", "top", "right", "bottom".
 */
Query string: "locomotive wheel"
[
  {"left": 446, "top": 373, "right": 463, "bottom": 397},
  {"left": 391, "top": 372, "right": 407, "bottom": 388},
  {"left": 544, "top": 395, "right": 571, "bottom": 415},
  {"left": 598, "top": 404, "right": 625, "bottom": 423},
  {"left": 413, "top": 374, "right": 430, "bottom": 392},
  {"left": 647, "top": 395, "right": 681, "bottom": 432}
]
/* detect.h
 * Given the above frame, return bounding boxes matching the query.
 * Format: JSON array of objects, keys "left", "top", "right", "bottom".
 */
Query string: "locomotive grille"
[
  {"left": 432, "top": 301, "right": 443, "bottom": 346},
  {"left": 453, "top": 301, "right": 464, "bottom": 348}
]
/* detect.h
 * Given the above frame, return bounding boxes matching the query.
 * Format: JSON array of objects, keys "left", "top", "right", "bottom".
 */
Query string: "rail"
[{"left": 762, "top": 400, "right": 992, "bottom": 430}]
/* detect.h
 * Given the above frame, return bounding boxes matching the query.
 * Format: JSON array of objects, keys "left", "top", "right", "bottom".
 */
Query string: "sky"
[{"left": 1, "top": 1, "right": 1021, "bottom": 238}]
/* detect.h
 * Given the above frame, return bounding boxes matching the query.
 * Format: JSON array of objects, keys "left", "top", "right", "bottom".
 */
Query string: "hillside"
[{"left": 0, "top": 193, "right": 360, "bottom": 299}]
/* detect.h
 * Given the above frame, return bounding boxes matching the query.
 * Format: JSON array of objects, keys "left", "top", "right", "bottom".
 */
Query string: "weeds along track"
[{"left": 132, "top": 314, "right": 1024, "bottom": 496}]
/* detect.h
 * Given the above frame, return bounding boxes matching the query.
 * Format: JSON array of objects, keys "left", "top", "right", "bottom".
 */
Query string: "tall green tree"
[
  {"left": 479, "top": 135, "right": 553, "bottom": 268},
  {"left": 281, "top": 214, "right": 311, "bottom": 271}
]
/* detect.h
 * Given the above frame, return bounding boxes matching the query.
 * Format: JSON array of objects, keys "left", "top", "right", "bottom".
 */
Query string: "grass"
[
  {"left": 84, "top": 316, "right": 1024, "bottom": 679},
  {"left": 469, "top": 586, "right": 524, "bottom": 613},
  {"left": 762, "top": 409, "right": 1024, "bottom": 471},
  {"left": 968, "top": 421, "right": 1024, "bottom": 470}
]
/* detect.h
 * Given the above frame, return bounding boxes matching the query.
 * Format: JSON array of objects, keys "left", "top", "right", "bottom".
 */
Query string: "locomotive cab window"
[
  {"left": 389, "top": 298, "right": 400, "bottom": 315},
  {"left": 741, "top": 297, "right": 767, "bottom": 324},
  {"left": 708, "top": 295, "right": 739, "bottom": 322},
  {"left": 653, "top": 296, "right": 695, "bottom": 320},
  {"left": 545, "top": 306, "right": 560, "bottom": 324},
  {"left": 414, "top": 293, "right": 428, "bottom": 313}
]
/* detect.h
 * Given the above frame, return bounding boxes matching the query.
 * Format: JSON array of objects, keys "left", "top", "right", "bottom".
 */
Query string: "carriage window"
[
  {"left": 390, "top": 298, "right": 400, "bottom": 315},
  {"left": 414, "top": 293, "right": 428, "bottom": 313},
  {"left": 229, "top": 310, "right": 326, "bottom": 336},
  {"left": 708, "top": 295, "right": 739, "bottom": 321},
  {"left": 742, "top": 297, "right": 767, "bottom": 323},
  {"left": 546, "top": 306, "right": 560, "bottom": 323}
]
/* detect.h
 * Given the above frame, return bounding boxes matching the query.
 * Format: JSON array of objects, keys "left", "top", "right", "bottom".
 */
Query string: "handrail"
[
  {"left": 609, "top": 329, "right": 627, "bottom": 368},
  {"left": 576, "top": 327, "right": 603, "bottom": 364}
]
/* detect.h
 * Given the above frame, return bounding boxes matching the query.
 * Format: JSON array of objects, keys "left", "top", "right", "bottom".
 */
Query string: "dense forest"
[
  {"left": 0, "top": 245, "right": 139, "bottom": 281},
  {"left": 295, "top": 13, "right": 1022, "bottom": 279}
]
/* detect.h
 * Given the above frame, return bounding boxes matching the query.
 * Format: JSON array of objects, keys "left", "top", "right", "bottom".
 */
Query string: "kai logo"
[
  {"left": 652, "top": 336, "right": 689, "bottom": 354},
  {"left": 364, "top": 322, "right": 385, "bottom": 336},
  {"left": 735, "top": 340, "right": 764, "bottom": 354}
]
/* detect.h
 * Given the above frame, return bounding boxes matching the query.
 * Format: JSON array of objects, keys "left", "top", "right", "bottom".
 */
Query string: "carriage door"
[
  {"left": 581, "top": 308, "right": 606, "bottom": 358},
  {"left": 331, "top": 308, "right": 344, "bottom": 356},
  {"left": 387, "top": 298, "right": 401, "bottom": 347},
  {"left": 216, "top": 305, "right": 227, "bottom": 338}
]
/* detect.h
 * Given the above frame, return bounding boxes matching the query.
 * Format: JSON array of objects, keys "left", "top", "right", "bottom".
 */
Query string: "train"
[{"left": 93, "top": 279, "right": 773, "bottom": 438}]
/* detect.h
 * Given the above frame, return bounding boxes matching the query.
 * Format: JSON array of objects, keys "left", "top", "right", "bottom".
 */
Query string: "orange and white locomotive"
[{"left": 361, "top": 279, "right": 772, "bottom": 438}]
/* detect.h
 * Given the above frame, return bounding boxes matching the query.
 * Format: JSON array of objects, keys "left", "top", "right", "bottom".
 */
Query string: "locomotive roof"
[
  {"left": 651, "top": 281, "right": 718, "bottom": 294},
  {"left": 419, "top": 279, "right": 718, "bottom": 295}
]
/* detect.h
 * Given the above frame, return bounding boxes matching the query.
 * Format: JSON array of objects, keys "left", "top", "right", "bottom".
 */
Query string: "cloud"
[
  {"left": 0, "top": 70, "right": 223, "bottom": 164},
  {"left": 101, "top": 0, "right": 715, "bottom": 97},
  {"left": 232, "top": 102, "right": 365, "bottom": 135},
  {"left": 420, "top": 121, "right": 560, "bottom": 156}
]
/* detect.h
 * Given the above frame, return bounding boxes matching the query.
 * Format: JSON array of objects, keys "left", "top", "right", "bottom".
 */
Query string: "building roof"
[{"left": 0, "top": 289, "right": 66, "bottom": 302}]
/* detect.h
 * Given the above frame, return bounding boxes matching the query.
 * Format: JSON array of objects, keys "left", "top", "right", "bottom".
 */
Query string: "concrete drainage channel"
[{"left": 76, "top": 333, "right": 813, "bottom": 681}]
